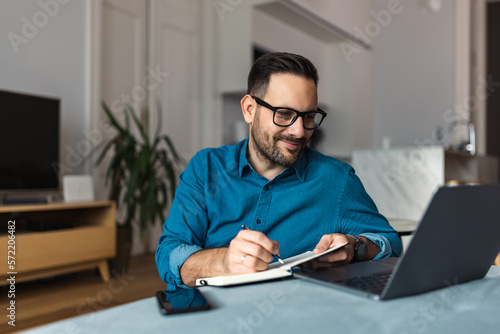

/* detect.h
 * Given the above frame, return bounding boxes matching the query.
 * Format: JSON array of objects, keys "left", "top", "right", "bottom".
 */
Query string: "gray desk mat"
[{"left": 20, "top": 266, "right": 500, "bottom": 334}]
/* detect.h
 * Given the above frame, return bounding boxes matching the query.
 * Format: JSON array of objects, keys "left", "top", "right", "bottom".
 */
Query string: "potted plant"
[{"left": 94, "top": 102, "right": 184, "bottom": 272}]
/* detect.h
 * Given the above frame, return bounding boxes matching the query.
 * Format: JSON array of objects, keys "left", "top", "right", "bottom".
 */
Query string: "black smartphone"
[{"left": 155, "top": 288, "right": 212, "bottom": 315}]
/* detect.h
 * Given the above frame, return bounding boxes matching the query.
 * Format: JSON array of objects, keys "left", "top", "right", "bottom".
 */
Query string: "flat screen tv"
[{"left": 0, "top": 89, "right": 60, "bottom": 197}]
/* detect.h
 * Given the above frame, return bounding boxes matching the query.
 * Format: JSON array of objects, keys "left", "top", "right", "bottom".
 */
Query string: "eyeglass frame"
[{"left": 251, "top": 96, "right": 327, "bottom": 130}]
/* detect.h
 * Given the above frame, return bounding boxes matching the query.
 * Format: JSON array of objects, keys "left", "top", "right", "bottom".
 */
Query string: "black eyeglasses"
[{"left": 252, "top": 96, "right": 327, "bottom": 130}]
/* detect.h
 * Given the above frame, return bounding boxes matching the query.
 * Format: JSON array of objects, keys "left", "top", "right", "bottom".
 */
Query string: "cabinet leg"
[{"left": 98, "top": 260, "right": 111, "bottom": 283}]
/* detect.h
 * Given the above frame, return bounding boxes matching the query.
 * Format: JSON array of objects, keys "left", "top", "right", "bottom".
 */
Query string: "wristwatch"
[{"left": 351, "top": 235, "right": 366, "bottom": 263}]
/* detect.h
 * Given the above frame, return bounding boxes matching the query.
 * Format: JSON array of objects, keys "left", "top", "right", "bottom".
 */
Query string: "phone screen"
[{"left": 156, "top": 288, "right": 212, "bottom": 315}]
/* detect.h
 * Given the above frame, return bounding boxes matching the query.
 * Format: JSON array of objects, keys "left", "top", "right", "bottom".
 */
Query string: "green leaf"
[
  {"left": 101, "top": 101, "right": 127, "bottom": 136},
  {"left": 125, "top": 108, "right": 130, "bottom": 132},
  {"left": 163, "top": 135, "right": 185, "bottom": 165},
  {"left": 91, "top": 101, "right": 183, "bottom": 241},
  {"left": 94, "top": 136, "right": 118, "bottom": 166},
  {"left": 139, "top": 200, "right": 147, "bottom": 238},
  {"left": 125, "top": 164, "right": 139, "bottom": 204},
  {"left": 127, "top": 105, "right": 149, "bottom": 146}
]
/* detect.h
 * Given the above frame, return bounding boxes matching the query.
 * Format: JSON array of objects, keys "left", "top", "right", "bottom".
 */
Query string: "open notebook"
[{"left": 195, "top": 242, "right": 349, "bottom": 287}]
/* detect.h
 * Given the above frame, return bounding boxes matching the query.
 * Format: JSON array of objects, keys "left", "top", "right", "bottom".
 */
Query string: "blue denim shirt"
[{"left": 156, "top": 138, "right": 402, "bottom": 288}]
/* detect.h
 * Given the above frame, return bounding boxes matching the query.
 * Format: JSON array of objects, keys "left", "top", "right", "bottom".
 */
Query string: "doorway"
[
  {"left": 486, "top": 2, "right": 500, "bottom": 181},
  {"left": 471, "top": 0, "right": 500, "bottom": 182}
]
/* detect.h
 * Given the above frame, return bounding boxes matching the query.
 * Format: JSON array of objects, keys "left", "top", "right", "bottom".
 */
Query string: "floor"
[{"left": 0, "top": 254, "right": 166, "bottom": 334}]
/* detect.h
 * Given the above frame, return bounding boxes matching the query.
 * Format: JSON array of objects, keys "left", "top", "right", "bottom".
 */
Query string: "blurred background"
[{"left": 1, "top": 0, "right": 499, "bottom": 331}]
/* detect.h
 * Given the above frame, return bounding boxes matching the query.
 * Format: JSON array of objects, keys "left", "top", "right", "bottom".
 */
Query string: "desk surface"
[
  {"left": 388, "top": 219, "right": 419, "bottom": 233},
  {"left": 20, "top": 266, "right": 500, "bottom": 334}
]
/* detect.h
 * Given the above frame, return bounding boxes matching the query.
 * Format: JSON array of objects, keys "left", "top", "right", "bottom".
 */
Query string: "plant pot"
[{"left": 109, "top": 223, "right": 132, "bottom": 274}]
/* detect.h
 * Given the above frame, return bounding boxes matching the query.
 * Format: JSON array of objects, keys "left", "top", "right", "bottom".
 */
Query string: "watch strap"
[{"left": 351, "top": 235, "right": 366, "bottom": 263}]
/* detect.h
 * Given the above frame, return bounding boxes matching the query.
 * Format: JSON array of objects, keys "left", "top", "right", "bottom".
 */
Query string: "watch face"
[{"left": 357, "top": 239, "right": 366, "bottom": 261}]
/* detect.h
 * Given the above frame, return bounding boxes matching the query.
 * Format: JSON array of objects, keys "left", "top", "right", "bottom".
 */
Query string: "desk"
[
  {"left": 389, "top": 219, "right": 418, "bottom": 236},
  {"left": 20, "top": 266, "right": 500, "bottom": 334}
]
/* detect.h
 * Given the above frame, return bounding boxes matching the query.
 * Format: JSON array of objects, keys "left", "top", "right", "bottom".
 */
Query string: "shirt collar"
[
  {"left": 238, "top": 137, "right": 307, "bottom": 182},
  {"left": 238, "top": 138, "right": 251, "bottom": 177}
]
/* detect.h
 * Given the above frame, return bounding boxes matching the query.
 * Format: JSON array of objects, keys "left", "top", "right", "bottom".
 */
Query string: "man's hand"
[
  {"left": 305, "top": 233, "right": 381, "bottom": 268},
  {"left": 180, "top": 230, "right": 280, "bottom": 287},
  {"left": 223, "top": 230, "right": 280, "bottom": 274},
  {"left": 310, "top": 233, "right": 354, "bottom": 267}
]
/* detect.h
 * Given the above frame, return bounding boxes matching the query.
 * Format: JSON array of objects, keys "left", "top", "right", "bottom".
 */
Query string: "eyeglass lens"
[{"left": 274, "top": 109, "right": 322, "bottom": 129}]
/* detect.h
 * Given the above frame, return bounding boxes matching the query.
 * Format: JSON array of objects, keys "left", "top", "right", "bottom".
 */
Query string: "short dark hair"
[{"left": 247, "top": 52, "right": 319, "bottom": 97}]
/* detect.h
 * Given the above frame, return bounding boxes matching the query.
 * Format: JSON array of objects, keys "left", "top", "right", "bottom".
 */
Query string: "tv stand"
[{"left": 0, "top": 201, "right": 116, "bottom": 285}]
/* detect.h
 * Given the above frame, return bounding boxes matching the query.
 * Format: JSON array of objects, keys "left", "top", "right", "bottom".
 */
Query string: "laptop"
[{"left": 293, "top": 184, "right": 500, "bottom": 300}]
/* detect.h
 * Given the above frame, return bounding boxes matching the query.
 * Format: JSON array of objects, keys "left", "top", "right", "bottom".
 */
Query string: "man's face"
[{"left": 249, "top": 73, "right": 317, "bottom": 168}]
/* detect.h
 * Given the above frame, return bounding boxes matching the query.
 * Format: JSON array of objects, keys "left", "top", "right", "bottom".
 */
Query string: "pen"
[{"left": 241, "top": 225, "right": 284, "bottom": 264}]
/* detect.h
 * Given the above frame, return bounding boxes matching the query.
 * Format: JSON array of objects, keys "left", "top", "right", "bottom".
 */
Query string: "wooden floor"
[{"left": 0, "top": 254, "right": 166, "bottom": 333}]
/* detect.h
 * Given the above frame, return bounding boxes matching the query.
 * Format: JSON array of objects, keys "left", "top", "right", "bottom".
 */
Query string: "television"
[{"left": 0, "top": 89, "right": 60, "bottom": 200}]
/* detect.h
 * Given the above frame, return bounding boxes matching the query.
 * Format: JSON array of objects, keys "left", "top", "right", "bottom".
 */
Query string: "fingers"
[
  {"left": 313, "top": 233, "right": 347, "bottom": 253},
  {"left": 317, "top": 248, "right": 349, "bottom": 264},
  {"left": 313, "top": 234, "right": 335, "bottom": 254},
  {"left": 312, "top": 233, "right": 353, "bottom": 265},
  {"left": 235, "top": 252, "right": 269, "bottom": 271},
  {"left": 237, "top": 230, "right": 280, "bottom": 256},
  {"left": 224, "top": 230, "right": 280, "bottom": 274}
]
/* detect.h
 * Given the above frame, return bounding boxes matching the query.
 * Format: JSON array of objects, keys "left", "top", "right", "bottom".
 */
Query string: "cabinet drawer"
[{"left": 1, "top": 226, "right": 115, "bottom": 273}]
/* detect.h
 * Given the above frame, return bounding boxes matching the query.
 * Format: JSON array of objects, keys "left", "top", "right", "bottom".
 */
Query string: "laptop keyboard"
[{"left": 335, "top": 272, "right": 392, "bottom": 295}]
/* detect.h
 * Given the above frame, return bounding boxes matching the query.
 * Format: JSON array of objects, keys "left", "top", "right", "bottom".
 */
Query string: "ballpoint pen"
[{"left": 241, "top": 225, "right": 284, "bottom": 264}]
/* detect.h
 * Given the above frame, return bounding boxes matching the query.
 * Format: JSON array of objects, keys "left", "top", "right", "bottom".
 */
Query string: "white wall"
[
  {"left": 215, "top": 0, "right": 375, "bottom": 156},
  {"left": 0, "top": 0, "right": 90, "bottom": 176},
  {"left": 371, "top": 0, "right": 456, "bottom": 149},
  {"left": 0, "top": 0, "right": 466, "bottom": 172},
  {"left": 291, "top": 0, "right": 464, "bottom": 154},
  {"left": 290, "top": 0, "right": 373, "bottom": 32},
  {"left": 286, "top": 0, "right": 375, "bottom": 156}
]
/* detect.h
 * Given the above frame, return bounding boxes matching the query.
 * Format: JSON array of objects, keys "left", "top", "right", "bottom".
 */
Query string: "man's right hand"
[
  {"left": 223, "top": 230, "right": 281, "bottom": 274},
  {"left": 179, "top": 230, "right": 280, "bottom": 287}
]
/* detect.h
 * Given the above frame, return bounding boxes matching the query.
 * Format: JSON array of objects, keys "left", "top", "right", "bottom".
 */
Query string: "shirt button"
[
  {"left": 256, "top": 219, "right": 261, "bottom": 224},
  {"left": 265, "top": 185, "right": 270, "bottom": 191}
]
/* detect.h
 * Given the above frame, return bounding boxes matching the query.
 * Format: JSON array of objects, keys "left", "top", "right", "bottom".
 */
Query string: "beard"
[{"left": 250, "top": 110, "right": 308, "bottom": 168}]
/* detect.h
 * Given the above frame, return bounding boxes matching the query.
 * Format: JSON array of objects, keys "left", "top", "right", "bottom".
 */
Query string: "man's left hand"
[
  {"left": 311, "top": 233, "right": 355, "bottom": 267},
  {"left": 307, "top": 233, "right": 381, "bottom": 268}
]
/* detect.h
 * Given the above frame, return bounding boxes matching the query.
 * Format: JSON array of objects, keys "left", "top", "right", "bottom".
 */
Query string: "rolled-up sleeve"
[
  {"left": 358, "top": 233, "right": 393, "bottom": 259},
  {"left": 155, "top": 151, "right": 209, "bottom": 289}
]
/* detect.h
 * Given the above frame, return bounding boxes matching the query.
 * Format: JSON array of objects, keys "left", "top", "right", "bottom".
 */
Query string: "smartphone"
[{"left": 155, "top": 288, "right": 212, "bottom": 315}]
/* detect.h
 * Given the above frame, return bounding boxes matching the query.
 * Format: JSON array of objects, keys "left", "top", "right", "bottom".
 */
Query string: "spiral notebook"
[{"left": 195, "top": 242, "right": 349, "bottom": 287}]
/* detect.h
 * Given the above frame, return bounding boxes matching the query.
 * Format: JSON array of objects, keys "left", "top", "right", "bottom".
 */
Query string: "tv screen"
[{"left": 0, "top": 89, "right": 60, "bottom": 193}]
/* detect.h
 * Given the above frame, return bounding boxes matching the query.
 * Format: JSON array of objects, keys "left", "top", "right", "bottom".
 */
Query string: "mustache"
[{"left": 275, "top": 135, "right": 306, "bottom": 145}]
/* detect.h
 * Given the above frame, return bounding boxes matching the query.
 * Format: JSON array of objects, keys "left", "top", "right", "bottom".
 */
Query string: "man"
[{"left": 156, "top": 52, "right": 402, "bottom": 289}]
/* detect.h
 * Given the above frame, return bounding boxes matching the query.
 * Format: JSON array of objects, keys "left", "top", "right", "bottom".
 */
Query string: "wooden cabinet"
[{"left": 0, "top": 201, "right": 116, "bottom": 285}]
